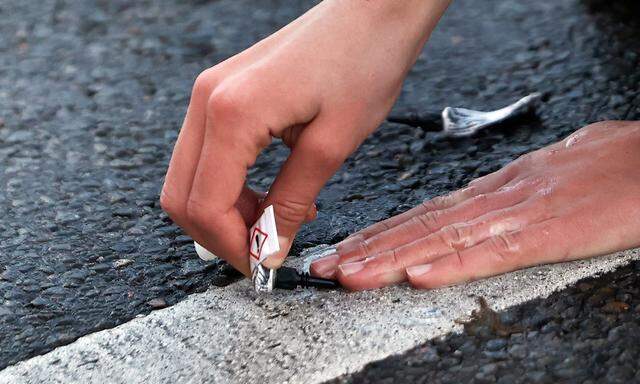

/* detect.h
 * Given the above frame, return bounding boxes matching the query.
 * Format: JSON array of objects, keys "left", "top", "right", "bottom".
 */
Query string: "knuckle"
[
  {"left": 523, "top": 176, "right": 556, "bottom": 202},
  {"left": 487, "top": 232, "right": 520, "bottom": 263},
  {"left": 428, "top": 195, "right": 447, "bottom": 208},
  {"left": 435, "top": 186, "right": 473, "bottom": 207},
  {"left": 439, "top": 224, "right": 470, "bottom": 248},
  {"left": 185, "top": 199, "right": 216, "bottom": 230},
  {"left": 159, "top": 189, "right": 183, "bottom": 221},
  {"left": 205, "top": 82, "right": 270, "bottom": 150},
  {"left": 359, "top": 240, "right": 373, "bottom": 258},
  {"left": 535, "top": 183, "right": 556, "bottom": 202},
  {"left": 307, "top": 141, "right": 347, "bottom": 167},
  {"left": 414, "top": 211, "right": 440, "bottom": 233},
  {"left": 206, "top": 86, "right": 246, "bottom": 122},
  {"left": 511, "top": 176, "right": 544, "bottom": 193},
  {"left": 459, "top": 184, "right": 479, "bottom": 198},
  {"left": 498, "top": 178, "right": 526, "bottom": 193},
  {"left": 469, "top": 193, "right": 489, "bottom": 209},
  {"left": 192, "top": 68, "right": 219, "bottom": 99},
  {"left": 439, "top": 224, "right": 461, "bottom": 245},
  {"left": 515, "top": 151, "right": 538, "bottom": 168},
  {"left": 371, "top": 220, "right": 391, "bottom": 235},
  {"left": 584, "top": 120, "right": 613, "bottom": 132},
  {"left": 274, "top": 199, "right": 311, "bottom": 228},
  {"left": 468, "top": 175, "right": 487, "bottom": 187},
  {"left": 205, "top": 75, "right": 261, "bottom": 123},
  {"left": 452, "top": 250, "right": 465, "bottom": 269}
]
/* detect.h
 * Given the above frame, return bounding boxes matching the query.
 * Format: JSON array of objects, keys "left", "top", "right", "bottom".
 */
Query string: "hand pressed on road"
[
  {"left": 161, "top": 0, "right": 451, "bottom": 276},
  {"left": 310, "top": 121, "right": 640, "bottom": 290}
]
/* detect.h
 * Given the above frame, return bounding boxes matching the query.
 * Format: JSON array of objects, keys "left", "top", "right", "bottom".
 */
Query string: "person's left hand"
[{"left": 310, "top": 120, "right": 640, "bottom": 290}]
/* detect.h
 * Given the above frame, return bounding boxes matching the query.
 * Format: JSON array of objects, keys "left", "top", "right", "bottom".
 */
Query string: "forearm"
[{"left": 324, "top": 0, "right": 452, "bottom": 74}]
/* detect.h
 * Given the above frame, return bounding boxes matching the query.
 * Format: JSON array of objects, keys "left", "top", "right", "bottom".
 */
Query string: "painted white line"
[{"left": 1, "top": 247, "right": 638, "bottom": 384}]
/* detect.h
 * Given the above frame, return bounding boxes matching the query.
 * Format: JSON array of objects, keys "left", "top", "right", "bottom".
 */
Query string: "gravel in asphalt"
[
  {"left": 330, "top": 260, "right": 640, "bottom": 384},
  {"left": 1, "top": 0, "right": 639, "bottom": 373},
  {"left": 0, "top": 247, "right": 637, "bottom": 384}
]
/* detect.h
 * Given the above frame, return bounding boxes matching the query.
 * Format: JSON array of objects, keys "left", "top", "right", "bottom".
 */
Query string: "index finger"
[
  {"left": 186, "top": 94, "right": 271, "bottom": 276},
  {"left": 337, "top": 166, "right": 518, "bottom": 253}
]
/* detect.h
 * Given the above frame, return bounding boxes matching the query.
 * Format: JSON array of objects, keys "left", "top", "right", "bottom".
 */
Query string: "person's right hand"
[{"left": 160, "top": 0, "right": 452, "bottom": 276}]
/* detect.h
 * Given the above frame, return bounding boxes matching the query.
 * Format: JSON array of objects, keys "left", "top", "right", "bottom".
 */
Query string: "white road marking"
[{"left": 1, "top": 247, "right": 638, "bottom": 384}]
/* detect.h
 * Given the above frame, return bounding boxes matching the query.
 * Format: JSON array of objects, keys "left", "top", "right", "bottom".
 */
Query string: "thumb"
[{"left": 260, "top": 119, "right": 349, "bottom": 268}]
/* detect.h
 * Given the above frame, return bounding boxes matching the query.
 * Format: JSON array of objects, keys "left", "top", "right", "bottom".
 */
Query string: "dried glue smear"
[{"left": 249, "top": 205, "right": 280, "bottom": 293}]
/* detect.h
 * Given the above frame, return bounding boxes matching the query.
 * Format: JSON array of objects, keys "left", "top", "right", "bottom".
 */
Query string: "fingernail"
[
  {"left": 278, "top": 235, "right": 290, "bottom": 253},
  {"left": 406, "top": 264, "right": 432, "bottom": 278},
  {"left": 262, "top": 236, "right": 290, "bottom": 268},
  {"left": 309, "top": 253, "right": 340, "bottom": 278},
  {"left": 338, "top": 261, "right": 365, "bottom": 276}
]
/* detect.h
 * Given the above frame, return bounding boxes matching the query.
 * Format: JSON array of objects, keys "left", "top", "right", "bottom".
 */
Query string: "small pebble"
[
  {"left": 113, "top": 259, "right": 134, "bottom": 269},
  {"left": 147, "top": 298, "right": 167, "bottom": 309},
  {"left": 601, "top": 301, "right": 630, "bottom": 314}
]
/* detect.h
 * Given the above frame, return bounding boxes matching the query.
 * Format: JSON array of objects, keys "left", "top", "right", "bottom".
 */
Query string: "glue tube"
[
  {"left": 249, "top": 205, "right": 281, "bottom": 292},
  {"left": 195, "top": 205, "right": 338, "bottom": 292}
]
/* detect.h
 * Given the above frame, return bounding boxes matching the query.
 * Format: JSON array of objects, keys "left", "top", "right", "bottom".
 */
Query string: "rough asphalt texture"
[
  {"left": 331, "top": 260, "right": 640, "bottom": 384},
  {"left": 0, "top": 0, "right": 639, "bottom": 373},
  {"left": 1, "top": 247, "right": 637, "bottom": 384}
]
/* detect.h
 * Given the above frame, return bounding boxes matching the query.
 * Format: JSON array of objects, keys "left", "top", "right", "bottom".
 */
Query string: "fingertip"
[
  {"left": 260, "top": 235, "right": 290, "bottom": 269},
  {"left": 309, "top": 253, "right": 339, "bottom": 279},
  {"left": 406, "top": 263, "right": 433, "bottom": 277},
  {"left": 260, "top": 255, "right": 286, "bottom": 269},
  {"left": 336, "top": 260, "right": 405, "bottom": 291},
  {"left": 336, "top": 263, "right": 365, "bottom": 291},
  {"left": 405, "top": 264, "right": 436, "bottom": 289}
]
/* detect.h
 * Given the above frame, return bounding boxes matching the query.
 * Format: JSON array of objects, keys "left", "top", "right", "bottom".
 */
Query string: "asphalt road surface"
[{"left": 1, "top": 0, "right": 639, "bottom": 381}]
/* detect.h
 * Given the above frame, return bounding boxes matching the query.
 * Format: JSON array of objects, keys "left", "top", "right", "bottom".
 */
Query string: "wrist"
[
  {"left": 333, "top": 0, "right": 451, "bottom": 56},
  {"left": 349, "top": 0, "right": 451, "bottom": 27},
  {"left": 347, "top": 0, "right": 451, "bottom": 71}
]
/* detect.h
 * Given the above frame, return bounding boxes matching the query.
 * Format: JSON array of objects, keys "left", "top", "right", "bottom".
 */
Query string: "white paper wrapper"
[
  {"left": 193, "top": 206, "right": 280, "bottom": 292},
  {"left": 249, "top": 205, "right": 280, "bottom": 292}
]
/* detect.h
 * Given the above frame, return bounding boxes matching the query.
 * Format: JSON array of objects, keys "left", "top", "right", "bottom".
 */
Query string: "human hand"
[
  {"left": 161, "top": 0, "right": 451, "bottom": 276},
  {"left": 310, "top": 121, "right": 640, "bottom": 290}
]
